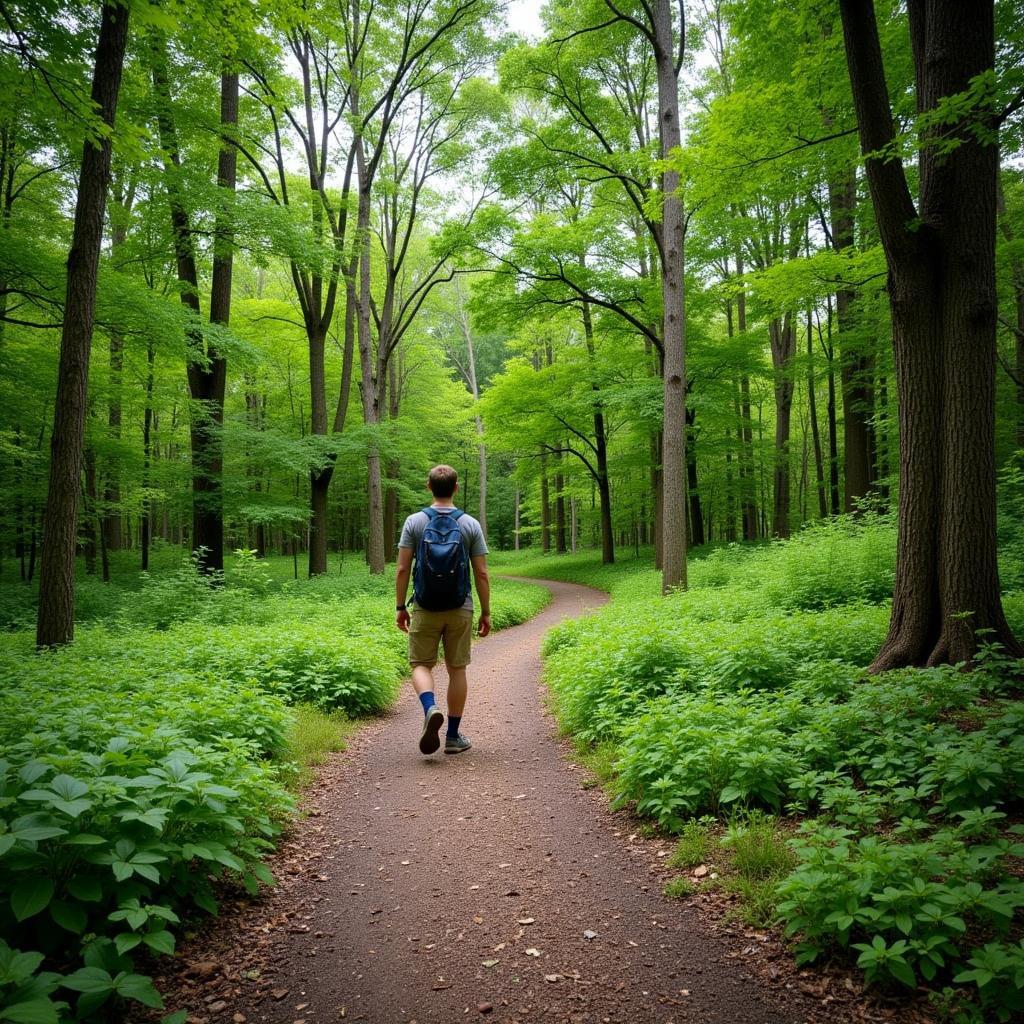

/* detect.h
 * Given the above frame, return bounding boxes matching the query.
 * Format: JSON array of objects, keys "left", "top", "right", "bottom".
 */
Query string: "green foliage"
[
  {"left": 0, "top": 554, "right": 548, "bottom": 1020},
  {"left": 521, "top": 518, "right": 1024, "bottom": 1011}
]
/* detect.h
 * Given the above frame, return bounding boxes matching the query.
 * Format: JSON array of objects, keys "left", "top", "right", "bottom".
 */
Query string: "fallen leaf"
[
  {"left": 583, "top": 930, "right": 598, "bottom": 940},
  {"left": 233, "top": 1015, "right": 246, "bottom": 1023},
  {"left": 272, "top": 989, "right": 290, "bottom": 1001},
  {"left": 473, "top": 916, "right": 484, "bottom": 925},
  {"left": 208, "top": 1001, "right": 227, "bottom": 1013},
  {"left": 692, "top": 865, "right": 709, "bottom": 878},
  {"left": 517, "top": 917, "right": 534, "bottom": 925},
  {"left": 544, "top": 974, "right": 560, "bottom": 983},
  {"left": 498, "top": 862, "right": 511, "bottom": 868},
  {"left": 525, "top": 948, "right": 541, "bottom": 957},
  {"left": 482, "top": 959, "right": 500, "bottom": 968}
]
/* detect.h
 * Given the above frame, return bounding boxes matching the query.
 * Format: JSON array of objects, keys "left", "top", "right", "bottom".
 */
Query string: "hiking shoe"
[
  {"left": 444, "top": 732, "right": 472, "bottom": 755},
  {"left": 419, "top": 706, "right": 445, "bottom": 755}
]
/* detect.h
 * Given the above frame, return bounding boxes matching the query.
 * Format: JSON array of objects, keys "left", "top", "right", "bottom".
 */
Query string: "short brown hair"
[{"left": 428, "top": 464, "right": 458, "bottom": 498}]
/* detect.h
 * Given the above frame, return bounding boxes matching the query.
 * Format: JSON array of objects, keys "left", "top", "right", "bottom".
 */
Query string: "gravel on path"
[{"left": 157, "top": 580, "right": 838, "bottom": 1024}]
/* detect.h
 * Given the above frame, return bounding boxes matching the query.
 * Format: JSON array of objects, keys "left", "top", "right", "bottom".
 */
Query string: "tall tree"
[
  {"left": 36, "top": 0, "right": 130, "bottom": 646},
  {"left": 839, "top": 0, "right": 1022, "bottom": 667}
]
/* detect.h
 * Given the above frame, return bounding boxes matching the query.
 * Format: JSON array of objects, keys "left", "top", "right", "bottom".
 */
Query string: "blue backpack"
[{"left": 413, "top": 507, "right": 471, "bottom": 611}]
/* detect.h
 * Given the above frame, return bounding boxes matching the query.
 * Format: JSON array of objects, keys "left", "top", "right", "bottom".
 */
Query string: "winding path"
[{"left": 159, "top": 580, "right": 818, "bottom": 1024}]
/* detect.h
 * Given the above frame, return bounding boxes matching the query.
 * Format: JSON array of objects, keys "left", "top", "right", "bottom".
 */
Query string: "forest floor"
[{"left": 152, "top": 579, "right": 921, "bottom": 1024}]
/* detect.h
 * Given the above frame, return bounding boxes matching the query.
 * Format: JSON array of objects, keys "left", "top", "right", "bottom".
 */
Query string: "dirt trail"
[{"left": 160, "top": 580, "right": 820, "bottom": 1024}]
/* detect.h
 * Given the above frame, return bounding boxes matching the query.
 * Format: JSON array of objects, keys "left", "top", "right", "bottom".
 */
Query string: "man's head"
[{"left": 428, "top": 464, "right": 458, "bottom": 499}]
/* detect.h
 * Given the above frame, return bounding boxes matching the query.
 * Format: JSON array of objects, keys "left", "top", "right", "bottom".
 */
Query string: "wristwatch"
[{"left": 396, "top": 603, "right": 407, "bottom": 611}]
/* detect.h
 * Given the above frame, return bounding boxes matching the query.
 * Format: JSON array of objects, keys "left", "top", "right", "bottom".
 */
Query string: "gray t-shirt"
[{"left": 398, "top": 506, "right": 488, "bottom": 612}]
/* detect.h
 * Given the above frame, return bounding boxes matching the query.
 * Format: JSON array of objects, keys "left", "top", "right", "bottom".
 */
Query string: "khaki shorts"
[{"left": 408, "top": 607, "right": 474, "bottom": 668}]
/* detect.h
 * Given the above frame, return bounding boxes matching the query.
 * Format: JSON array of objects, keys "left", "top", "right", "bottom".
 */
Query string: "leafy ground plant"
[{"left": 510, "top": 519, "right": 1024, "bottom": 1014}]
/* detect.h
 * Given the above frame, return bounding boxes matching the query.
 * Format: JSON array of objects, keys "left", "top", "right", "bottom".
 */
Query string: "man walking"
[{"left": 395, "top": 465, "right": 491, "bottom": 756}]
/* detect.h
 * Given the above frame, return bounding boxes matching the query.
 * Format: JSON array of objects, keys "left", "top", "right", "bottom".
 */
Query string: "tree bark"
[
  {"left": 36, "top": 0, "right": 129, "bottom": 647},
  {"left": 736, "top": 257, "right": 758, "bottom": 540},
  {"left": 141, "top": 341, "right": 154, "bottom": 572},
  {"left": 354, "top": 156, "right": 385, "bottom": 574},
  {"left": 685, "top": 407, "right": 705, "bottom": 546},
  {"left": 839, "top": 0, "right": 1021, "bottom": 668},
  {"left": 769, "top": 313, "right": 796, "bottom": 538},
  {"left": 653, "top": 0, "right": 687, "bottom": 593},
  {"left": 458, "top": 297, "right": 488, "bottom": 535},
  {"left": 808, "top": 310, "right": 828, "bottom": 518},
  {"left": 581, "top": 294, "right": 614, "bottom": 564},
  {"left": 151, "top": 43, "right": 231, "bottom": 574}
]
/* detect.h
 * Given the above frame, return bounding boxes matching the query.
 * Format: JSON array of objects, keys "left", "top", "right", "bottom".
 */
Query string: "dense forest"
[{"left": 2, "top": 0, "right": 1024, "bottom": 1021}]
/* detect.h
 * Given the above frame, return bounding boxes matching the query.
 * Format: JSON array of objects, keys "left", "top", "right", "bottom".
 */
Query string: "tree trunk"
[
  {"left": 36, "top": 0, "right": 129, "bottom": 647},
  {"left": 581, "top": 295, "right": 614, "bottom": 564},
  {"left": 514, "top": 487, "right": 521, "bottom": 551},
  {"left": 808, "top": 310, "right": 828, "bottom": 518},
  {"left": 685, "top": 407, "right": 705, "bottom": 546},
  {"left": 736, "top": 258, "right": 758, "bottom": 540},
  {"left": 554, "top": 464, "right": 567, "bottom": 553},
  {"left": 141, "top": 341, "right": 154, "bottom": 572},
  {"left": 540, "top": 453, "right": 551, "bottom": 552},
  {"left": 83, "top": 445, "right": 98, "bottom": 576},
  {"left": 458, "top": 291, "right": 488, "bottom": 535},
  {"left": 769, "top": 314, "right": 796, "bottom": 538},
  {"left": 840, "top": 0, "right": 1021, "bottom": 667},
  {"left": 354, "top": 167, "right": 385, "bottom": 574},
  {"left": 151, "top": 43, "right": 230, "bottom": 574},
  {"left": 653, "top": 0, "right": 687, "bottom": 593}
]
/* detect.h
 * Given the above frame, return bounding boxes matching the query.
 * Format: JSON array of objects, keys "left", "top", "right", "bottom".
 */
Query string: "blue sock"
[
  {"left": 446, "top": 715, "right": 461, "bottom": 738},
  {"left": 418, "top": 692, "right": 437, "bottom": 716}
]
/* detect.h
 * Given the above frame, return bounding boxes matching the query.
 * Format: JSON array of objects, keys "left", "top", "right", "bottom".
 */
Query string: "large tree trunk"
[
  {"left": 36, "top": 1, "right": 129, "bottom": 647},
  {"left": 840, "top": 0, "right": 1021, "bottom": 668},
  {"left": 653, "top": 0, "right": 687, "bottom": 592},
  {"left": 151, "top": 44, "right": 230, "bottom": 574},
  {"left": 539, "top": 452, "right": 551, "bottom": 552}
]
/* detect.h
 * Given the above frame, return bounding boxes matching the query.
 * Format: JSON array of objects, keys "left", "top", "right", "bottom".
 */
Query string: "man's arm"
[
  {"left": 395, "top": 547, "right": 413, "bottom": 632},
  {"left": 471, "top": 554, "right": 491, "bottom": 637}
]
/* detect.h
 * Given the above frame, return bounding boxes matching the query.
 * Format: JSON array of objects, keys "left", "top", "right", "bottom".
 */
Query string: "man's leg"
[
  {"left": 442, "top": 612, "right": 473, "bottom": 753},
  {"left": 409, "top": 610, "right": 445, "bottom": 755},
  {"left": 411, "top": 664, "right": 437, "bottom": 708}
]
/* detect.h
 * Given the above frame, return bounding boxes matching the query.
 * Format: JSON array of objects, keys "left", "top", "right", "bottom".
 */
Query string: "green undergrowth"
[
  {"left": 509, "top": 515, "right": 1024, "bottom": 1022},
  {"left": 0, "top": 551, "right": 548, "bottom": 1023}
]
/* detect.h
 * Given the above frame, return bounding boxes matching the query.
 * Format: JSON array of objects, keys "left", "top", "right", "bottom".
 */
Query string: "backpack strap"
[
  {"left": 450, "top": 508, "right": 464, "bottom": 521},
  {"left": 422, "top": 506, "right": 439, "bottom": 521}
]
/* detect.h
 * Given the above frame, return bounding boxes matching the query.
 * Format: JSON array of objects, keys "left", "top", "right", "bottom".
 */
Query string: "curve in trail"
[{"left": 160, "top": 579, "right": 808, "bottom": 1024}]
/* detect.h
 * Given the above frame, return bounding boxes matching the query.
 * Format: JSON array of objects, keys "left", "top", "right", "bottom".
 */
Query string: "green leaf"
[
  {"left": 0, "top": 999, "right": 61, "bottom": 1024},
  {"left": 143, "top": 930, "right": 175, "bottom": 956},
  {"left": 888, "top": 958, "right": 916, "bottom": 987},
  {"left": 114, "top": 933, "right": 142, "bottom": 956},
  {"left": 115, "top": 973, "right": 164, "bottom": 1009},
  {"left": 66, "top": 876, "right": 103, "bottom": 902},
  {"left": 49, "top": 900, "right": 88, "bottom": 934},
  {"left": 11, "top": 879, "right": 54, "bottom": 921},
  {"left": 61, "top": 967, "right": 114, "bottom": 994}
]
